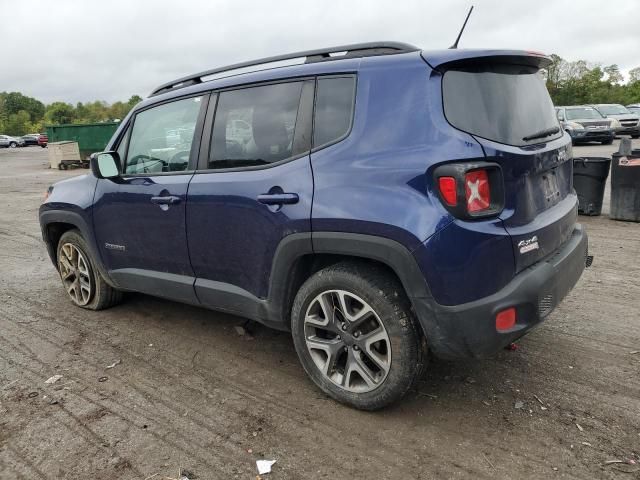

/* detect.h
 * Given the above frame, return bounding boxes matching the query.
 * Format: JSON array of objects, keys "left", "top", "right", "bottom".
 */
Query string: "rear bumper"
[{"left": 414, "top": 224, "right": 588, "bottom": 359}]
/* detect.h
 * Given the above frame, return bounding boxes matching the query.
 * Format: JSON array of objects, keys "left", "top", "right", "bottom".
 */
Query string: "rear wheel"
[
  {"left": 56, "top": 230, "right": 122, "bottom": 310},
  {"left": 9, "top": 142, "right": 17, "bottom": 148},
  {"left": 632, "top": 135, "right": 639, "bottom": 139},
  {"left": 291, "top": 262, "right": 427, "bottom": 410},
  {"left": 602, "top": 139, "right": 614, "bottom": 145}
]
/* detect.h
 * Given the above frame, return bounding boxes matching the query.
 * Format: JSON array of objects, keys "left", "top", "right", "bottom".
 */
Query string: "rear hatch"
[{"left": 435, "top": 54, "right": 577, "bottom": 272}]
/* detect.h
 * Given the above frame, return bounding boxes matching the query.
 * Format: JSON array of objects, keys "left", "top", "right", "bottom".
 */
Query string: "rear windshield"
[
  {"left": 443, "top": 64, "right": 561, "bottom": 146},
  {"left": 566, "top": 107, "right": 603, "bottom": 120}
]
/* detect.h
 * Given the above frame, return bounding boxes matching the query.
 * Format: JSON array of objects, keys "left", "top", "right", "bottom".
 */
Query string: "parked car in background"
[
  {"left": 555, "top": 106, "right": 615, "bottom": 145},
  {"left": 21, "top": 134, "right": 41, "bottom": 146},
  {"left": 590, "top": 104, "right": 640, "bottom": 138},
  {"left": 627, "top": 104, "right": 640, "bottom": 116},
  {"left": 38, "top": 133, "right": 48, "bottom": 148},
  {"left": 0, "top": 135, "right": 25, "bottom": 148},
  {"left": 40, "top": 43, "right": 590, "bottom": 410}
]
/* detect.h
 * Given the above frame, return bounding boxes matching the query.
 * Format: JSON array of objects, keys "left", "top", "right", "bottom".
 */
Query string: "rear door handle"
[
  {"left": 257, "top": 193, "right": 299, "bottom": 205},
  {"left": 150, "top": 195, "right": 181, "bottom": 205}
]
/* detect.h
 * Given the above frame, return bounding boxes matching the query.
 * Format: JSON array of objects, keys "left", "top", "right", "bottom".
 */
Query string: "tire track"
[{"left": 0, "top": 301, "right": 601, "bottom": 480}]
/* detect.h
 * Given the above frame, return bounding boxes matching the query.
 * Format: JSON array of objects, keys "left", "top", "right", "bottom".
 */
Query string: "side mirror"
[{"left": 91, "top": 152, "right": 121, "bottom": 179}]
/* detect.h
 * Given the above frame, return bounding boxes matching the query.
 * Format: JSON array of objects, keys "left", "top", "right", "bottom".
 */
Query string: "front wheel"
[
  {"left": 632, "top": 135, "right": 639, "bottom": 139},
  {"left": 56, "top": 230, "right": 122, "bottom": 310},
  {"left": 291, "top": 262, "right": 427, "bottom": 410},
  {"left": 602, "top": 139, "right": 614, "bottom": 145},
  {"left": 9, "top": 142, "right": 17, "bottom": 148}
]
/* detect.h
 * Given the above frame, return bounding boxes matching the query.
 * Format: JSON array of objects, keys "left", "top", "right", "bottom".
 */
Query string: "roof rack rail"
[{"left": 149, "top": 41, "right": 419, "bottom": 97}]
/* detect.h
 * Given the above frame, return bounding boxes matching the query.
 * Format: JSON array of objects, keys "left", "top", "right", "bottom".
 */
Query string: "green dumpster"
[{"left": 45, "top": 122, "right": 119, "bottom": 159}]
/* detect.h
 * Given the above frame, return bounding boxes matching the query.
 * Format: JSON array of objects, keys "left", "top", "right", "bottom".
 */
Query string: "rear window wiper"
[{"left": 522, "top": 126, "right": 560, "bottom": 142}]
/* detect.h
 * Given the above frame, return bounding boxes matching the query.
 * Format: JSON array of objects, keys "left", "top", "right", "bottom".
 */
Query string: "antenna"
[{"left": 449, "top": 5, "right": 474, "bottom": 49}]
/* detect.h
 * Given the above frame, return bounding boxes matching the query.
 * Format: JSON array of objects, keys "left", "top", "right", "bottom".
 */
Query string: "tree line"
[
  {"left": 545, "top": 55, "right": 640, "bottom": 106},
  {"left": 0, "top": 92, "right": 142, "bottom": 136},
  {"left": 2, "top": 53, "right": 640, "bottom": 137}
]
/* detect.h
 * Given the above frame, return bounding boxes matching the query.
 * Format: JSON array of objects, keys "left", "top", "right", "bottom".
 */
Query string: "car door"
[
  {"left": 187, "top": 80, "right": 314, "bottom": 311},
  {"left": 93, "top": 93, "right": 208, "bottom": 303}
]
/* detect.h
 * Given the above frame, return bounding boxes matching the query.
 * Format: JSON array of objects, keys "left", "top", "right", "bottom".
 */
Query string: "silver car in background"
[
  {"left": 627, "top": 104, "right": 640, "bottom": 117},
  {"left": 590, "top": 104, "right": 640, "bottom": 138},
  {"left": 0, "top": 135, "right": 25, "bottom": 148}
]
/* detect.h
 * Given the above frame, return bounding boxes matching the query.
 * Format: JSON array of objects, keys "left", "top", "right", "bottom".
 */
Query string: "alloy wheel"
[
  {"left": 304, "top": 289, "right": 391, "bottom": 393},
  {"left": 58, "top": 243, "right": 93, "bottom": 306}
]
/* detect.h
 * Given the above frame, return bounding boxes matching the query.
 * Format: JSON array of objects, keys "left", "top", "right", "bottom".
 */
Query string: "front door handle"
[
  {"left": 257, "top": 193, "right": 299, "bottom": 205},
  {"left": 150, "top": 195, "right": 181, "bottom": 205}
]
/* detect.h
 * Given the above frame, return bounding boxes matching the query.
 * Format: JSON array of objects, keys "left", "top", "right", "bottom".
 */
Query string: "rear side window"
[
  {"left": 313, "top": 76, "right": 356, "bottom": 148},
  {"left": 443, "top": 64, "right": 560, "bottom": 146},
  {"left": 208, "top": 82, "right": 303, "bottom": 169}
]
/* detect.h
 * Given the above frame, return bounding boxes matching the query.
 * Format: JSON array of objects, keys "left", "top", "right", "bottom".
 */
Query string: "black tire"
[
  {"left": 632, "top": 135, "right": 639, "bottom": 139},
  {"left": 291, "top": 261, "right": 427, "bottom": 410},
  {"left": 56, "top": 229, "right": 122, "bottom": 310},
  {"left": 602, "top": 139, "right": 614, "bottom": 145}
]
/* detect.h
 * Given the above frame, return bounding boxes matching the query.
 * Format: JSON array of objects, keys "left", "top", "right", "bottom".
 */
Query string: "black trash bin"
[
  {"left": 572, "top": 157, "right": 611, "bottom": 216},
  {"left": 610, "top": 150, "right": 640, "bottom": 222}
]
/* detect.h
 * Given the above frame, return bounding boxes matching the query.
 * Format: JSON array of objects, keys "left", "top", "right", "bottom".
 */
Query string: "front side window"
[
  {"left": 208, "top": 82, "right": 303, "bottom": 169},
  {"left": 313, "top": 76, "right": 356, "bottom": 148},
  {"left": 124, "top": 96, "right": 202, "bottom": 174}
]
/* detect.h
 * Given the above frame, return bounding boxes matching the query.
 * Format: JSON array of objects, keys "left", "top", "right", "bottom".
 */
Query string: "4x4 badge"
[{"left": 518, "top": 236, "right": 539, "bottom": 254}]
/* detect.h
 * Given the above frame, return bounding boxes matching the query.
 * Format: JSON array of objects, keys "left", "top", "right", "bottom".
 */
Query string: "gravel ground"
[{"left": 0, "top": 141, "right": 639, "bottom": 479}]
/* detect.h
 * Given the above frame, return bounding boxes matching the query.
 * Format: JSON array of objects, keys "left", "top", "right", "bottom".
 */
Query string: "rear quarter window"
[
  {"left": 313, "top": 76, "right": 356, "bottom": 148},
  {"left": 443, "top": 64, "right": 560, "bottom": 146}
]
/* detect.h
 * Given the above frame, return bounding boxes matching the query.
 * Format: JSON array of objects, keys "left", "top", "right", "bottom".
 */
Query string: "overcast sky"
[{"left": 2, "top": 0, "right": 639, "bottom": 104}]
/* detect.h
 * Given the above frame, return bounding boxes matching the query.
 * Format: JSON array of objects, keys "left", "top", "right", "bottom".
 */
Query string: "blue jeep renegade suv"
[{"left": 39, "top": 42, "right": 589, "bottom": 410}]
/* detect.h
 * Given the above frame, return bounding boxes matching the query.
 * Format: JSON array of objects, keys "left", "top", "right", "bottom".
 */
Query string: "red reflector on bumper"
[
  {"left": 438, "top": 176, "right": 457, "bottom": 206},
  {"left": 496, "top": 307, "right": 516, "bottom": 331}
]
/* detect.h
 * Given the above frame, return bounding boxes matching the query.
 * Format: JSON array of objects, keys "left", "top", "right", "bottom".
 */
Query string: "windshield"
[
  {"left": 566, "top": 107, "right": 603, "bottom": 120},
  {"left": 596, "top": 105, "right": 630, "bottom": 115},
  {"left": 443, "top": 63, "right": 561, "bottom": 146}
]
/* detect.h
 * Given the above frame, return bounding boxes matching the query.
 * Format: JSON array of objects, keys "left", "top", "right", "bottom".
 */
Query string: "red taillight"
[
  {"left": 438, "top": 176, "right": 457, "bottom": 206},
  {"left": 496, "top": 307, "right": 516, "bottom": 331},
  {"left": 464, "top": 169, "right": 490, "bottom": 213}
]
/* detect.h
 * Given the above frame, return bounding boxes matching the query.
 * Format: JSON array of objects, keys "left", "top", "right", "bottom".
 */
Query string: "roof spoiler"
[{"left": 422, "top": 50, "right": 552, "bottom": 71}]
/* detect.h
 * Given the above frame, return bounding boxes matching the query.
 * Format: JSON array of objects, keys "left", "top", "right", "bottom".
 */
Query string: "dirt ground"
[{"left": 0, "top": 142, "right": 639, "bottom": 480}]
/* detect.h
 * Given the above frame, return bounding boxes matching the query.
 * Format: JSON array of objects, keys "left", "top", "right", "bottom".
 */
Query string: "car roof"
[{"left": 140, "top": 46, "right": 552, "bottom": 110}]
